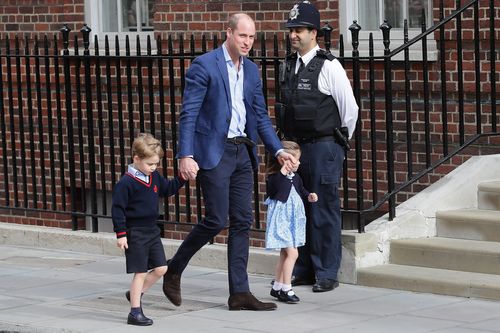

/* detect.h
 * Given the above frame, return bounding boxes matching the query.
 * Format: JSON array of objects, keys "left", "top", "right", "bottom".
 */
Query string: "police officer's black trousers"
[{"left": 293, "top": 140, "right": 344, "bottom": 281}]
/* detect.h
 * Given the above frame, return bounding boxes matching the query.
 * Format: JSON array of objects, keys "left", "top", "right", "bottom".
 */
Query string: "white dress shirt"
[
  {"left": 128, "top": 164, "right": 149, "bottom": 183},
  {"left": 222, "top": 43, "right": 247, "bottom": 138}
]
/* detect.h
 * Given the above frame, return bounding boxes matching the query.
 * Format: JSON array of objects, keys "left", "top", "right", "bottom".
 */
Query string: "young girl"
[
  {"left": 265, "top": 141, "right": 318, "bottom": 303},
  {"left": 112, "top": 133, "right": 185, "bottom": 326}
]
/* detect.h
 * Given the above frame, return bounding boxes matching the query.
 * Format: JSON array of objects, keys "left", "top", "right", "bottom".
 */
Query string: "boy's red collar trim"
[{"left": 125, "top": 172, "right": 152, "bottom": 187}]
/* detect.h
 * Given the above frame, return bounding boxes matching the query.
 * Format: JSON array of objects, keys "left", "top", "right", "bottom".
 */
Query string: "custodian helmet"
[{"left": 285, "top": 1, "right": 322, "bottom": 32}]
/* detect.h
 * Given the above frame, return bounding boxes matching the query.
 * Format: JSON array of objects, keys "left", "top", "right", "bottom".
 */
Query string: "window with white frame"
[
  {"left": 85, "top": 0, "right": 155, "bottom": 49},
  {"left": 340, "top": 0, "right": 436, "bottom": 59}
]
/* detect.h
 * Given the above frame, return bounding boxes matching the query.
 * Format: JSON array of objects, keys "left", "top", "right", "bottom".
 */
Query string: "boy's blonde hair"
[
  {"left": 131, "top": 133, "right": 164, "bottom": 159},
  {"left": 265, "top": 140, "right": 300, "bottom": 175}
]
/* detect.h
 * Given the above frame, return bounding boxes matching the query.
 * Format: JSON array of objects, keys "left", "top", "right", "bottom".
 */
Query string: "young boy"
[{"left": 112, "top": 133, "right": 185, "bottom": 326}]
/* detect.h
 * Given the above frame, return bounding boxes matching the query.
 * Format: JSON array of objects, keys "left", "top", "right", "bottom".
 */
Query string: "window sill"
[
  {"left": 62, "top": 48, "right": 159, "bottom": 56},
  {"left": 334, "top": 38, "right": 438, "bottom": 61},
  {"left": 62, "top": 32, "right": 159, "bottom": 56}
]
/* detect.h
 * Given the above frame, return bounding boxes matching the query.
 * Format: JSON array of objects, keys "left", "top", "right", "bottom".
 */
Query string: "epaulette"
[
  {"left": 285, "top": 52, "right": 298, "bottom": 61},
  {"left": 316, "top": 49, "right": 335, "bottom": 61}
]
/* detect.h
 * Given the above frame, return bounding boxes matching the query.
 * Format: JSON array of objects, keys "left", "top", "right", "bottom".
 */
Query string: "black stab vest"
[{"left": 281, "top": 50, "right": 341, "bottom": 139}]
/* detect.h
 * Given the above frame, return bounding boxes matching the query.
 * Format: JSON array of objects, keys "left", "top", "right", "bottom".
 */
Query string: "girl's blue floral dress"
[{"left": 265, "top": 173, "right": 307, "bottom": 250}]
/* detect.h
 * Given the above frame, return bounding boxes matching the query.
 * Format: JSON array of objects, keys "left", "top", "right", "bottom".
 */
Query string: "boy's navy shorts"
[{"left": 125, "top": 226, "right": 167, "bottom": 273}]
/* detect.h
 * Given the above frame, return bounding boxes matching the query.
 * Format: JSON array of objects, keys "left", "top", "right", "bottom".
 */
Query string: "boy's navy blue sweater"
[{"left": 111, "top": 171, "right": 185, "bottom": 238}]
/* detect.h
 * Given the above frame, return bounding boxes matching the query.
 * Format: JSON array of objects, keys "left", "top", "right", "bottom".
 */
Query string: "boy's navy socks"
[{"left": 130, "top": 307, "right": 142, "bottom": 316}]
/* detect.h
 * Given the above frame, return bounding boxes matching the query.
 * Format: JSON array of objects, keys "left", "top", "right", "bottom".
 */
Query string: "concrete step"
[
  {"left": 390, "top": 237, "right": 500, "bottom": 275},
  {"left": 357, "top": 264, "right": 500, "bottom": 300},
  {"left": 478, "top": 180, "right": 500, "bottom": 211},
  {"left": 436, "top": 209, "right": 500, "bottom": 241}
]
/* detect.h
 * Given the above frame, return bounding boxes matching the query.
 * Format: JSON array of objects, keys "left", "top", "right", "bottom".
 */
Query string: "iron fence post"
[
  {"left": 380, "top": 20, "right": 395, "bottom": 221},
  {"left": 349, "top": 20, "right": 364, "bottom": 232},
  {"left": 81, "top": 24, "right": 99, "bottom": 232},
  {"left": 321, "top": 22, "right": 332, "bottom": 52},
  {"left": 60, "top": 24, "right": 79, "bottom": 230}
]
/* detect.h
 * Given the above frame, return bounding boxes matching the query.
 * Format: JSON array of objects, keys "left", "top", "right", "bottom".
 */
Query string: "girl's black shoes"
[
  {"left": 279, "top": 290, "right": 300, "bottom": 303},
  {"left": 270, "top": 288, "right": 300, "bottom": 303}
]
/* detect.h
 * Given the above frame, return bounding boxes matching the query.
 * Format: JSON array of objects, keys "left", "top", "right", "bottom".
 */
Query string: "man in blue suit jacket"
[{"left": 162, "top": 13, "right": 297, "bottom": 311}]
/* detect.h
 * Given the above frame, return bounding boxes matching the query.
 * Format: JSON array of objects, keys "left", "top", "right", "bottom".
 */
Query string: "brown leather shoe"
[
  {"left": 162, "top": 271, "right": 182, "bottom": 306},
  {"left": 228, "top": 292, "right": 277, "bottom": 311}
]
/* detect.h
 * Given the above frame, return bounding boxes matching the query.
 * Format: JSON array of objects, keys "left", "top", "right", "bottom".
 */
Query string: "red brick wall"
[
  {"left": 0, "top": 0, "right": 498, "bottom": 247},
  {"left": 0, "top": 0, "right": 85, "bottom": 38},
  {"left": 153, "top": 0, "right": 339, "bottom": 47}
]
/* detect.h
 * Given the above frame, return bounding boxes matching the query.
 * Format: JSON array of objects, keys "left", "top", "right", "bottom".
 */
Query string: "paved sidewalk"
[{"left": 2, "top": 245, "right": 500, "bottom": 332}]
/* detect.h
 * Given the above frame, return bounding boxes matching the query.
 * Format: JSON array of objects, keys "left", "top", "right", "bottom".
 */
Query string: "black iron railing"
[{"left": 0, "top": 0, "right": 497, "bottom": 235}]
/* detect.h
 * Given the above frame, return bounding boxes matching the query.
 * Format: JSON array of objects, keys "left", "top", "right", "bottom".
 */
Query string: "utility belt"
[
  {"left": 288, "top": 127, "right": 351, "bottom": 151},
  {"left": 226, "top": 136, "right": 256, "bottom": 148},
  {"left": 294, "top": 135, "right": 336, "bottom": 144}
]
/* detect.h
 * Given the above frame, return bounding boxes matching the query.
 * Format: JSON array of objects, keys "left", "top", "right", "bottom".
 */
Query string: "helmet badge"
[{"left": 289, "top": 3, "right": 300, "bottom": 20}]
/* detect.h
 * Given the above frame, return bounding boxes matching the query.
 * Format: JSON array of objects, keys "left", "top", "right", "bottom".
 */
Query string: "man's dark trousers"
[
  {"left": 167, "top": 142, "right": 253, "bottom": 295},
  {"left": 294, "top": 140, "right": 344, "bottom": 281}
]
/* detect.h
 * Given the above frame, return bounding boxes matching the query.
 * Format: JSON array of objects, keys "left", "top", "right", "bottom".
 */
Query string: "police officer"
[{"left": 279, "top": 1, "right": 358, "bottom": 292}]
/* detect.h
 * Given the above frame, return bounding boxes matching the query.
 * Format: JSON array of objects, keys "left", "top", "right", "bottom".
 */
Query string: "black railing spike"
[
  {"left": 115, "top": 35, "right": 120, "bottom": 55},
  {"left": 379, "top": 19, "right": 392, "bottom": 51},
  {"left": 80, "top": 24, "right": 91, "bottom": 52},
  {"left": 73, "top": 35, "right": 79, "bottom": 54},
  {"left": 157, "top": 34, "right": 163, "bottom": 55},
  {"left": 321, "top": 22, "right": 332, "bottom": 51},
  {"left": 201, "top": 34, "right": 207, "bottom": 53},
  {"left": 60, "top": 24, "right": 71, "bottom": 52},
  {"left": 421, "top": 8, "right": 427, "bottom": 27},
  {"left": 339, "top": 33, "right": 344, "bottom": 60},
  {"left": 125, "top": 34, "right": 130, "bottom": 54},
  {"left": 349, "top": 20, "right": 361, "bottom": 51},
  {"left": 404, "top": 19, "right": 408, "bottom": 42},
  {"left": 213, "top": 34, "right": 218, "bottom": 49}
]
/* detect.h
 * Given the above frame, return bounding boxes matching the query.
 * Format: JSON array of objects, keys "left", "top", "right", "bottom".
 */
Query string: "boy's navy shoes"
[{"left": 127, "top": 312, "right": 153, "bottom": 326}]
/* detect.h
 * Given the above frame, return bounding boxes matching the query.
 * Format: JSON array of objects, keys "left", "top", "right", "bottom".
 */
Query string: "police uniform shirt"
[{"left": 295, "top": 45, "right": 358, "bottom": 139}]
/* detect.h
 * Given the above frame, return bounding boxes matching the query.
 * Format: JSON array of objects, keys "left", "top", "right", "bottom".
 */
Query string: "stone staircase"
[{"left": 357, "top": 180, "right": 500, "bottom": 300}]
